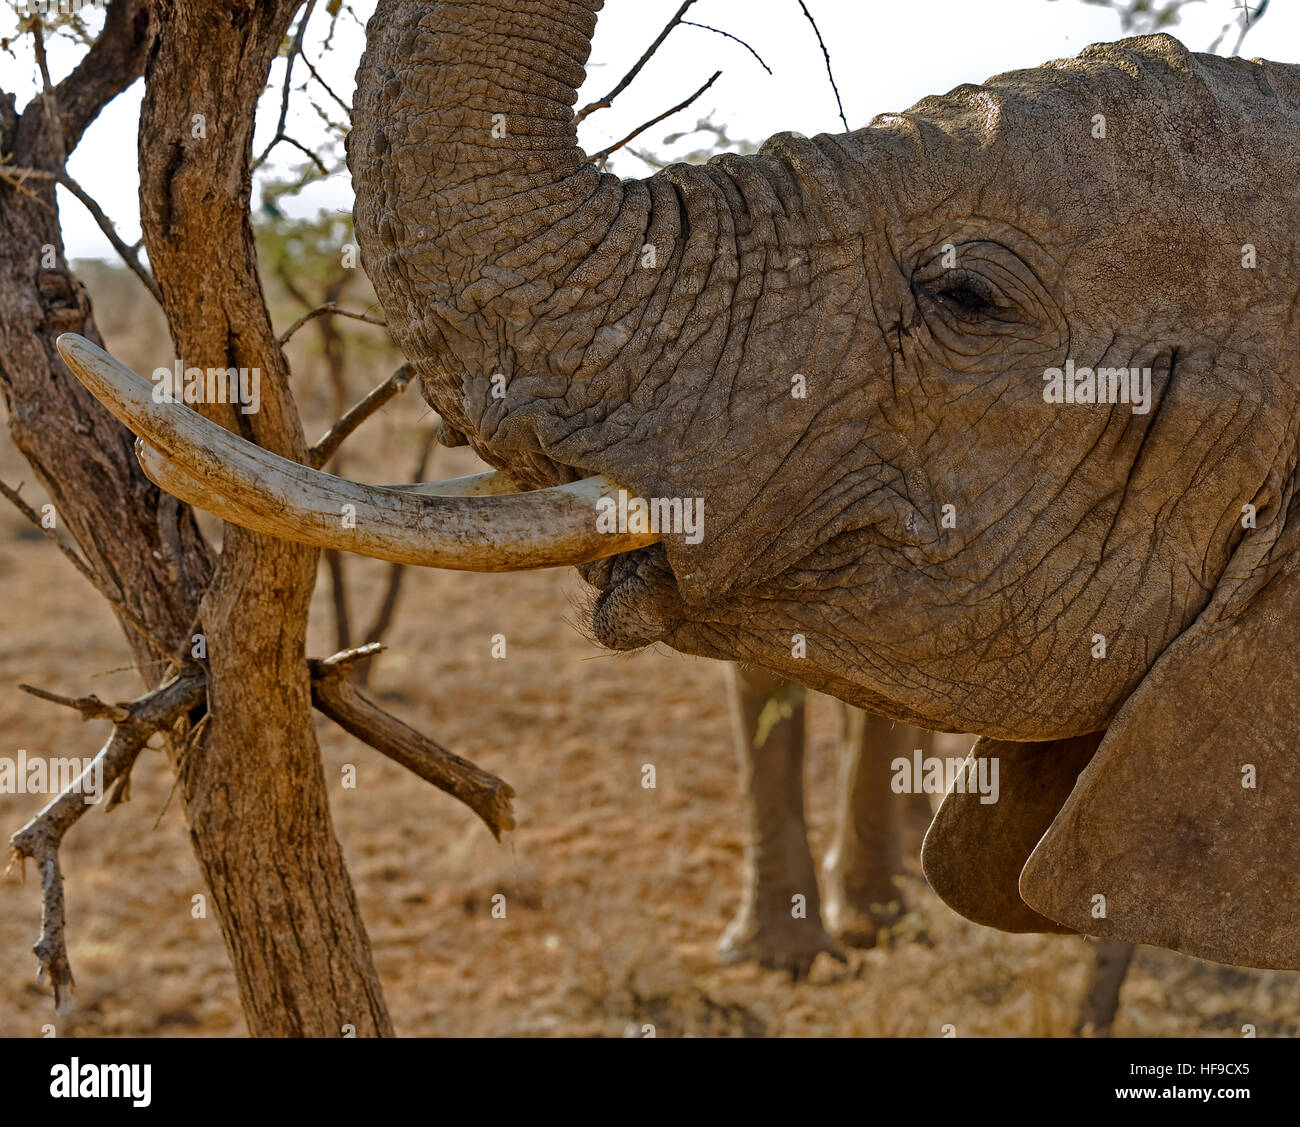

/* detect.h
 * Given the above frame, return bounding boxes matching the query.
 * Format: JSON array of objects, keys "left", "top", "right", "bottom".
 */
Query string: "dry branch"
[
  {"left": 279, "top": 301, "right": 387, "bottom": 345},
  {"left": 0, "top": 166, "right": 160, "bottom": 301},
  {"left": 252, "top": 0, "right": 320, "bottom": 173},
  {"left": 795, "top": 0, "right": 848, "bottom": 131},
  {"left": 31, "top": 19, "right": 68, "bottom": 163},
  {"left": 573, "top": 0, "right": 699, "bottom": 125},
  {"left": 680, "top": 21, "right": 772, "bottom": 74},
  {"left": 18, "top": 684, "right": 130, "bottom": 723},
  {"left": 310, "top": 364, "right": 413, "bottom": 468},
  {"left": 309, "top": 645, "right": 516, "bottom": 840},
  {"left": 8, "top": 646, "right": 513, "bottom": 1016},
  {"left": 588, "top": 70, "right": 722, "bottom": 165},
  {"left": 7, "top": 673, "right": 206, "bottom": 1013},
  {"left": 55, "top": 172, "right": 161, "bottom": 303}
]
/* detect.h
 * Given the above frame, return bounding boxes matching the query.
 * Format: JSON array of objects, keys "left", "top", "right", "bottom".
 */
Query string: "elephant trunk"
[{"left": 347, "top": 0, "right": 611, "bottom": 458}]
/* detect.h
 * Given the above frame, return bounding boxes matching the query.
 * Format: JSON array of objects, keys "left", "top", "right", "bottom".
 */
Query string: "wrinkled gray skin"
[
  {"left": 348, "top": 3, "right": 1297, "bottom": 741},
  {"left": 726, "top": 664, "right": 946, "bottom": 973}
]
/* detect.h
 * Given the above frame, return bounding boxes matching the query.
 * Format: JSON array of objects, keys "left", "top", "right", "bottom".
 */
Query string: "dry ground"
[{"left": 1, "top": 276, "right": 1298, "bottom": 1037}]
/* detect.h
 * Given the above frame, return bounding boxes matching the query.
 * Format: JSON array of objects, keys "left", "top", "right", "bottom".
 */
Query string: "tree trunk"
[
  {"left": 0, "top": 0, "right": 208, "bottom": 681},
  {"left": 136, "top": 0, "right": 391, "bottom": 1036},
  {"left": 2, "top": 0, "right": 392, "bottom": 1036}
]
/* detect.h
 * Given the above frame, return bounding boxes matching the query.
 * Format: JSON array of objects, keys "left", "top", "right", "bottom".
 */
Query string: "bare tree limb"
[
  {"left": 7, "top": 673, "right": 207, "bottom": 1013},
  {"left": 48, "top": 0, "right": 153, "bottom": 154},
  {"left": 573, "top": 0, "right": 698, "bottom": 124},
  {"left": 309, "top": 646, "right": 516, "bottom": 840},
  {"left": 279, "top": 301, "right": 387, "bottom": 344},
  {"left": 31, "top": 18, "right": 67, "bottom": 164},
  {"left": 795, "top": 0, "right": 849, "bottom": 131},
  {"left": 252, "top": 0, "right": 319, "bottom": 172},
  {"left": 54, "top": 171, "right": 162, "bottom": 304},
  {"left": 18, "top": 683, "right": 130, "bottom": 723},
  {"left": 588, "top": 70, "right": 722, "bottom": 165},
  {"left": 309, "top": 364, "right": 413, "bottom": 468}
]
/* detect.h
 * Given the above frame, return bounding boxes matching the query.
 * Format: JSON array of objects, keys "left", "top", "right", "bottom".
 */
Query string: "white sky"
[{"left": 3, "top": 0, "right": 1295, "bottom": 260}]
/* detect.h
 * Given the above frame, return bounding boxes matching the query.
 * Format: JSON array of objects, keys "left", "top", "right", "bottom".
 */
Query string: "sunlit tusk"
[{"left": 56, "top": 334, "right": 660, "bottom": 571}]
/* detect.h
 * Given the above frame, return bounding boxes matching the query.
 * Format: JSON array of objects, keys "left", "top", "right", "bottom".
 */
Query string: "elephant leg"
[
  {"left": 717, "top": 663, "right": 838, "bottom": 976},
  {"left": 823, "top": 708, "right": 924, "bottom": 947},
  {"left": 1073, "top": 940, "right": 1136, "bottom": 1037}
]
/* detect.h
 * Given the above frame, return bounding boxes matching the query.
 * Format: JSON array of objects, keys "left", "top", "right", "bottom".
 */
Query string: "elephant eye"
[
  {"left": 936, "top": 281, "right": 991, "bottom": 314},
  {"left": 922, "top": 270, "right": 1001, "bottom": 320}
]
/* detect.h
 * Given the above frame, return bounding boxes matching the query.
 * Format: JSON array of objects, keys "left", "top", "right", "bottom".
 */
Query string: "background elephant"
[
  {"left": 726, "top": 664, "right": 1134, "bottom": 1033},
  {"left": 723, "top": 663, "right": 938, "bottom": 974}
]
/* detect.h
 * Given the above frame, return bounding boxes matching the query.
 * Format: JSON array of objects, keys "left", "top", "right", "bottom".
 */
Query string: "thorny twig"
[
  {"left": 0, "top": 160, "right": 55, "bottom": 206},
  {"left": 795, "top": 0, "right": 849, "bottom": 131},
  {"left": 681, "top": 21, "right": 772, "bottom": 74},
  {"left": 588, "top": 70, "right": 723, "bottom": 165}
]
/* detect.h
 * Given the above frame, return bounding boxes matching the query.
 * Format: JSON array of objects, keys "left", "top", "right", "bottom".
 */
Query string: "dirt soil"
[{"left": 2, "top": 298, "right": 1298, "bottom": 1038}]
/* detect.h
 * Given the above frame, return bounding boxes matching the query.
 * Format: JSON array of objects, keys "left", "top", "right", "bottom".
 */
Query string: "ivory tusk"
[{"left": 57, "top": 334, "right": 660, "bottom": 571}]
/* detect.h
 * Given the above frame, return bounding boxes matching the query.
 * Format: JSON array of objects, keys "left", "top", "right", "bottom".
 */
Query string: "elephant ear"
[
  {"left": 1021, "top": 560, "right": 1300, "bottom": 970},
  {"left": 921, "top": 734, "right": 1102, "bottom": 933}
]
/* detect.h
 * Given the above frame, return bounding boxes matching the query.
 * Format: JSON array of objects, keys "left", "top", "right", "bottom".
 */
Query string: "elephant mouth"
[
  {"left": 54, "top": 334, "right": 663, "bottom": 574},
  {"left": 580, "top": 542, "right": 683, "bottom": 650}
]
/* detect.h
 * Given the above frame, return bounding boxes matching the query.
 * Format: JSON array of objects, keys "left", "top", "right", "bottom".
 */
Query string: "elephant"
[
  {"left": 57, "top": 3, "right": 1300, "bottom": 971},
  {"left": 724, "top": 663, "right": 944, "bottom": 974}
]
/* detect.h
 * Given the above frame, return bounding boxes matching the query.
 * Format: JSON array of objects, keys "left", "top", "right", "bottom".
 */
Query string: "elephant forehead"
[{"left": 847, "top": 35, "right": 1299, "bottom": 256}]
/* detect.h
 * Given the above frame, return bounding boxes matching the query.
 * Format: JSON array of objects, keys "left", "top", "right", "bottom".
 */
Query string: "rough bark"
[
  {"left": 0, "top": 0, "right": 207, "bottom": 681},
  {"left": 135, "top": 0, "right": 391, "bottom": 1036}
]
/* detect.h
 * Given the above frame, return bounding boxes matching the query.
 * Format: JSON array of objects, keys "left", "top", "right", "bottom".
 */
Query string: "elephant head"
[{"left": 59, "top": 1, "right": 1300, "bottom": 970}]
